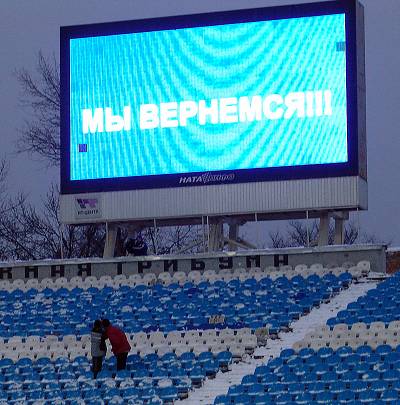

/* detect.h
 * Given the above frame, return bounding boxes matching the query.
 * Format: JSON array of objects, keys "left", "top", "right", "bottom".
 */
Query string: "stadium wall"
[{"left": 0, "top": 245, "right": 385, "bottom": 281}]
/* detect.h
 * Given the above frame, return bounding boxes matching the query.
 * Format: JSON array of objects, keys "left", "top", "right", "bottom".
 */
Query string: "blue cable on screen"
[{"left": 69, "top": 13, "right": 347, "bottom": 181}]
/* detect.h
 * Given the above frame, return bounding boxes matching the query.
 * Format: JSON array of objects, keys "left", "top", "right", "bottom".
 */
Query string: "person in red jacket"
[{"left": 101, "top": 319, "right": 131, "bottom": 370}]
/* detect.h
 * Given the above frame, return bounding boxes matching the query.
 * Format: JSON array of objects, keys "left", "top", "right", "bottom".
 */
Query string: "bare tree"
[
  {"left": 0, "top": 184, "right": 106, "bottom": 260},
  {"left": 144, "top": 225, "right": 203, "bottom": 255},
  {"left": 344, "top": 222, "right": 359, "bottom": 245},
  {"left": 268, "top": 220, "right": 320, "bottom": 248},
  {"left": 287, "top": 220, "right": 320, "bottom": 247},
  {"left": 0, "top": 195, "right": 49, "bottom": 260},
  {"left": 268, "top": 219, "right": 386, "bottom": 248},
  {"left": 0, "top": 159, "right": 10, "bottom": 217},
  {"left": 268, "top": 229, "right": 290, "bottom": 249},
  {"left": 0, "top": 159, "right": 8, "bottom": 194},
  {"left": 16, "top": 51, "right": 60, "bottom": 165},
  {"left": 0, "top": 158, "right": 33, "bottom": 260},
  {"left": 0, "top": 159, "right": 11, "bottom": 260}
]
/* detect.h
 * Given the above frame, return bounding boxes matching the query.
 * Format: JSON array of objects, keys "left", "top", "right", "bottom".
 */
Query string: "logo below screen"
[
  {"left": 179, "top": 172, "right": 235, "bottom": 185},
  {"left": 75, "top": 197, "right": 102, "bottom": 219}
]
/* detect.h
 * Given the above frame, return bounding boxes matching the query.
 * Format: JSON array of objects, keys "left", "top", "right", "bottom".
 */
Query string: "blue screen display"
[{"left": 69, "top": 13, "right": 347, "bottom": 181}]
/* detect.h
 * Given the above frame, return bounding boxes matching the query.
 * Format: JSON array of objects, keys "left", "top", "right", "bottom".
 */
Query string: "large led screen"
[{"left": 61, "top": 1, "right": 360, "bottom": 193}]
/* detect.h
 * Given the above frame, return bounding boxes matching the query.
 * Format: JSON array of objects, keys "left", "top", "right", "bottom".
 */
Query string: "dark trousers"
[
  {"left": 92, "top": 356, "right": 103, "bottom": 378},
  {"left": 116, "top": 352, "right": 128, "bottom": 371}
]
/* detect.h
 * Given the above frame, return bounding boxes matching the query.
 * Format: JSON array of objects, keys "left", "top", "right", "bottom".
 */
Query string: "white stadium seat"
[
  {"left": 172, "top": 271, "right": 187, "bottom": 284},
  {"left": 310, "top": 263, "right": 324, "bottom": 271},
  {"left": 158, "top": 272, "right": 172, "bottom": 285},
  {"left": 143, "top": 273, "right": 157, "bottom": 286},
  {"left": 188, "top": 270, "right": 201, "bottom": 283},
  {"left": 357, "top": 260, "right": 371, "bottom": 274},
  {"left": 295, "top": 264, "right": 308, "bottom": 272}
]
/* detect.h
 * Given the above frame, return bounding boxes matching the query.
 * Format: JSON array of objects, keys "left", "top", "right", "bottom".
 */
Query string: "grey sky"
[{"left": 0, "top": 0, "right": 399, "bottom": 245}]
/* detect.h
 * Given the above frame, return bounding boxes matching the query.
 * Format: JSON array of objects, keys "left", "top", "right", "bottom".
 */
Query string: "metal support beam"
[
  {"left": 331, "top": 211, "right": 348, "bottom": 245},
  {"left": 225, "top": 237, "right": 256, "bottom": 250},
  {"left": 228, "top": 223, "right": 239, "bottom": 251},
  {"left": 318, "top": 212, "right": 331, "bottom": 246},
  {"left": 334, "top": 217, "right": 345, "bottom": 245},
  {"left": 208, "top": 222, "right": 224, "bottom": 252},
  {"left": 153, "top": 218, "right": 158, "bottom": 255},
  {"left": 103, "top": 223, "right": 118, "bottom": 258}
]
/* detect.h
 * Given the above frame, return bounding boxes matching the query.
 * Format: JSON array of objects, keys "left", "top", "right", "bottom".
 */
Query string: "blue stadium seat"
[
  {"left": 315, "top": 391, "right": 334, "bottom": 404},
  {"left": 325, "top": 353, "right": 341, "bottom": 367},
  {"left": 308, "top": 382, "right": 325, "bottom": 395},
  {"left": 287, "top": 382, "right": 305, "bottom": 396},
  {"left": 370, "top": 380, "right": 388, "bottom": 393},
  {"left": 380, "top": 389, "right": 399, "bottom": 402},
  {"left": 268, "top": 382, "right": 288, "bottom": 399},
  {"left": 280, "top": 372, "right": 299, "bottom": 384},
  {"left": 341, "top": 370, "right": 359, "bottom": 383},
  {"left": 363, "top": 352, "right": 381, "bottom": 366},
  {"left": 28, "top": 390, "right": 46, "bottom": 401},
  {"left": 274, "top": 393, "right": 293, "bottom": 405},
  {"left": 330, "top": 381, "right": 346, "bottom": 395},
  {"left": 140, "top": 387, "right": 157, "bottom": 402},
  {"left": 317, "top": 346, "right": 334, "bottom": 359},
  {"left": 63, "top": 389, "right": 81, "bottom": 400},
  {"left": 121, "top": 386, "right": 139, "bottom": 400},
  {"left": 228, "top": 384, "right": 245, "bottom": 400},
  {"left": 306, "top": 354, "right": 321, "bottom": 367},
  {"left": 108, "top": 396, "right": 124, "bottom": 405},
  {"left": 337, "top": 389, "right": 356, "bottom": 403},
  {"left": 295, "top": 392, "right": 314, "bottom": 404},
  {"left": 349, "top": 380, "right": 368, "bottom": 393},
  {"left": 362, "top": 370, "right": 380, "bottom": 382},
  {"left": 320, "top": 371, "right": 338, "bottom": 383},
  {"left": 240, "top": 374, "right": 257, "bottom": 389},
  {"left": 259, "top": 373, "right": 279, "bottom": 386},
  {"left": 9, "top": 391, "right": 26, "bottom": 402},
  {"left": 358, "top": 389, "right": 378, "bottom": 403},
  {"left": 233, "top": 394, "right": 251, "bottom": 405},
  {"left": 247, "top": 383, "right": 265, "bottom": 398},
  {"left": 312, "top": 364, "right": 328, "bottom": 378},
  {"left": 214, "top": 394, "right": 231, "bottom": 404},
  {"left": 252, "top": 394, "right": 272, "bottom": 404},
  {"left": 382, "top": 369, "right": 400, "bottom": 382},
  {"left": 189, "top": 367, "right": 205, "bottom": 386},
  {"left": 45, "top": 386, "right": 63, "bottom": 399},
  {"left": 216, "top": 351, "right": 232, "bottom": 370},
  {"left": 173, "top": 375, "right": 191, "bottom": 396},
  {"left": 336, "top": 346, "right": 353, "bottom": 358},
  {"left": 376, "top": 344, "right": 392, "bottom": 357},
  {"left": 95, "top": 369, "right": 114, "bottom": 382},
  {"left": 274, "top": 364, "right": 291, "bottom": 379},
  {"left": 203, "top": 359, "right": 219, "bottom": 378}
]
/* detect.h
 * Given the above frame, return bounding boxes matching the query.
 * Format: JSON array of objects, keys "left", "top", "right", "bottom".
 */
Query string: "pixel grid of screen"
[{"left": 69, "top": 13, "right": 347, "bottom": 181}]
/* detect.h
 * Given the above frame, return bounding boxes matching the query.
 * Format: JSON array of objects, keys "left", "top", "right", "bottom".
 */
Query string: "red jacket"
[{"left": 105, "top": 325, "right": 131, "bottom": 355}]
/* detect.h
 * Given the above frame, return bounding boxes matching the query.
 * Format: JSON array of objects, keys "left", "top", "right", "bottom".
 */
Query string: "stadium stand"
[
  {"left": 0, "top": 260, "right": 373, "bottom": 404},
  {"left": 211, "top": 268, "right": 400, "bottom": 405},
  {"left": 326, "top": 273, "right": 400, "bottom": 327},
  {"left": 0, "top": 266, "right": 358, "bottom": 338}
]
